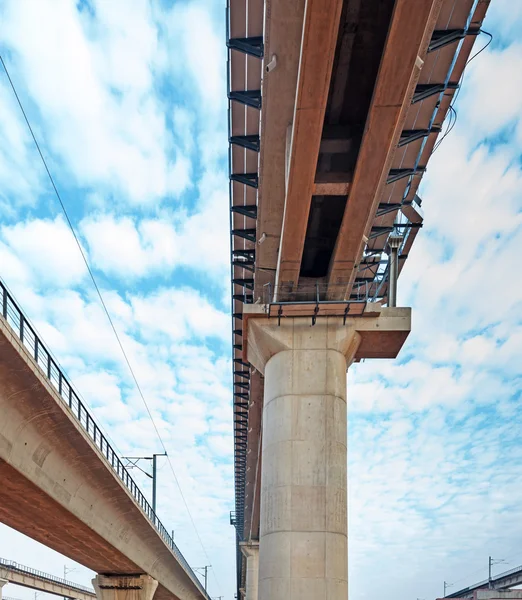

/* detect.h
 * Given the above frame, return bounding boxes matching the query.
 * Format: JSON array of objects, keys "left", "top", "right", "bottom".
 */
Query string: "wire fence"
[
  {"left": 0, "top": 280, "right": 211, "bottom": 600},
  {"left": 0, "top": 558, "right": 94, "bottom": 594}
]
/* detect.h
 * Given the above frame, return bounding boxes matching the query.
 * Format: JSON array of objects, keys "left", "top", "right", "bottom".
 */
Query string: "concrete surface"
[
  {"left": 243, "top": 306, "right": 411, "bottom": 371},
  {"left": 240, "top": 543, "right": 259, "bottom": 600},
  {"left": 245, "top": 312, "right": 410, "bottom": 600},
  {"left": 93, "top": 575, "right": 158, "bottom": 600}
]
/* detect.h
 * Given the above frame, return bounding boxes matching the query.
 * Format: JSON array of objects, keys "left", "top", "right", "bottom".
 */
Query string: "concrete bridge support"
[
  {"left": 244, "top": 308, "right": 410, "bottom": 600},
  {"left": 240, "top": 542, "right": 259, "bottom": 600},
  {"left": 93, "top": 575, "right": 158, "bottom": 600},
  {"left": 0, "top": 579, "right": 8, "bottom": 600}
]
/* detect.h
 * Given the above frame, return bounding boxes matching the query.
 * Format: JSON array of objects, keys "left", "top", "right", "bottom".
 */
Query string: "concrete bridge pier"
[
  {"left": 244, "top": 308, "right": 410, "bottom": 600},
  {"left": 0, "top": 578, "right": 7, "bottom": 600},
  {"left": 240, "top": 542, "right": 259, "bottom": 600},
  {"left": 93, "top": 575, "right": 158, "bottom": 600}
]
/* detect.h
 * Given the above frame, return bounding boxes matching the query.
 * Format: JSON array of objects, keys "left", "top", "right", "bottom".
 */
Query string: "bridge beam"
[
  {"left": 275, "top": 0, "right": 344, "bottom": 289},
  {"left": 93, "top": 576, "right": 158, "bottom": 600},
  {"left": 327, "top": 0, "right": 443, "bottom": 295},
  {"left": 243, "top": 307, "right": 410, "bottom": 600}
]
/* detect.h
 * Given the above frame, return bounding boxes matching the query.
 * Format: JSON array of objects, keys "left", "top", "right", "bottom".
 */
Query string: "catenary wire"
[{"left": 0, "top": 54, "right": 222, "bottom": 595}]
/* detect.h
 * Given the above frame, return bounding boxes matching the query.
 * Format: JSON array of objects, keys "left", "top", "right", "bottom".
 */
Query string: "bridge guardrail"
[
  {"left": 263, "top": 281, "right": 378, "bottom": 304},
  {"left": 447, "top": 563, "right": 522, "bottom": 597},
  {"left": 0, "top": 280, "right": 211, "bottom": 600},
  {"left": 0, "top": 557, "right": 94, "bottom": 594}
]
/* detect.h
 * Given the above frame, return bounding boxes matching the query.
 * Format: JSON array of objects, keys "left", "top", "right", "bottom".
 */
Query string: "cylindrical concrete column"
[{"left": 259, "top": 345, "right": 348, "bottom": 600}]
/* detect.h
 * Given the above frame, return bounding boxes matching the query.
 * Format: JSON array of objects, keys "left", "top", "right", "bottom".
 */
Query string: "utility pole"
[
  {"left": 444, "top": 581, "right": 453, "bottom": 597},
  {"left": 194, "top": 566, "right": 212, "bottom": 592},
  {"left": 64, "top": 566, "right": 77, "bottom": 600},
  {"left": 489, "top": 556, "right": 506, "bottom": 589},
  {"left": 152, "top": 453, "right": 167, "bottom": 515},
  {"left": 122, "top": 452, "right": 167, "bottom": 514}
]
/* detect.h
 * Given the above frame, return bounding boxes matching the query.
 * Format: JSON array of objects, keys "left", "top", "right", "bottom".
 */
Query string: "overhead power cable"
[{"left": 0, "top": 54, "right": 222, "bottom": 595}]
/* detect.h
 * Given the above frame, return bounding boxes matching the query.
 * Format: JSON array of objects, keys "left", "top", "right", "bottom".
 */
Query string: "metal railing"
[
  {"left": 447, "top": 563, "right": 522, "bottom": 597},
  {"left": 263, "top": 281, "right": 382, "bottom": 305},
  {"left": 493, "top": 563, "right": 522, "bottom": 581},
  {"left": 0, "top": 558, "right": 94, "bottom": 594},
  {"left": 0, "top": 280, "right": 211, "bottom": 600}
]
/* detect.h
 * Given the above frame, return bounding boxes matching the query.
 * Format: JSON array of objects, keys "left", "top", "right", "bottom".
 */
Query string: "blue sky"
[{"left": 0, "top": 2, "right": 521, "bottom": 600}]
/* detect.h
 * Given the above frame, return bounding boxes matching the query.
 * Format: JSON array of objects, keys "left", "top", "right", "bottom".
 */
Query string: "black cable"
[
  {"left": 432, "top": 29, "right": 494, "bottom": 154},
  {"left": 453, "top": 29, "right": 493, "bottom": 108},
  {"left": 0, "top": 54, "right": 221, "bottom": 594},
  {"left": 433, "top": 105, "right": 457, "bottom": 153}
]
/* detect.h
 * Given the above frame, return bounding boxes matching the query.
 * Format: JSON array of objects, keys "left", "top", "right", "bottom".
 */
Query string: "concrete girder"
[{"left": 327, "top": 0, "right": 443, "bottom": 294}]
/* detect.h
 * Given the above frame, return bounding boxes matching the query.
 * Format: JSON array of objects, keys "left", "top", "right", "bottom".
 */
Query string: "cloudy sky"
[{"left": 0, "top": 2, "right": 521, "bottom": 600}]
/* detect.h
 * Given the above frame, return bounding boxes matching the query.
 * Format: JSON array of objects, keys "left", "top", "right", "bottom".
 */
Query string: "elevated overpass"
[
  {"left": 447, "top": 564, "right": 522, "bottom": 599},
  {"left": 0, "top": 282, "right": 209, "bottom": 600},
  {"left": 0, "top": 558, "right": 95, "bottom": 600},
  {"left": 226, "top": 0, "right": 491, "bottom": 599}
]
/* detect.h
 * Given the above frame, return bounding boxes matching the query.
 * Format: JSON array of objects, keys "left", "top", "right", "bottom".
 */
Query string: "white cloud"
[
  {"left": 177, "top": 170, "right": 230, "bottom": 274},
  {"left": 80, "top": 170, "right": 230, "bottom": 282},
  {"left": 130, "top": 287, "right": 229, "bottom": 343},
  {"left": 172, "top": 107, "right": 196, "bottom": 153},
  {"left": 162, "top": 0, "right": 228, "bottom": 170},
  {"left": 80, "top": 214, "right": 179, "bottom": 278},
  {"left": 0, "top": 0, "right": 191, "bottom": 205},
  {"left": 164, "top": 1, "right": 226, "bottom": 116},
  {"left": 1, "top": 215, "right": 87, "bottom": 288},
  {"left": 0, "top": 82, "right": 44, "bottom": 213},
  {"left": 459, "top": 42, "right": 522, "bottom": 146}
]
